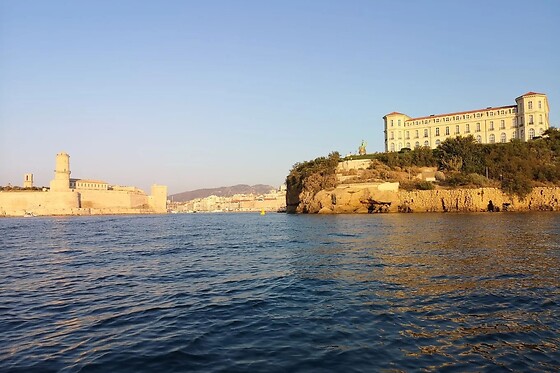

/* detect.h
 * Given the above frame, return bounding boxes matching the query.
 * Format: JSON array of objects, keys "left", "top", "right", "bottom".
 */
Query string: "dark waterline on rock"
[{"left": 1, "top": 213, "right": 559, "bottom": 372}]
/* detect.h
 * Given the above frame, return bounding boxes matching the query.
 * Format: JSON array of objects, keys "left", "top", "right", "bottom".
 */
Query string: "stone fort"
[{"left": 0, "top": 152, "right": 167, "bottom": 216}]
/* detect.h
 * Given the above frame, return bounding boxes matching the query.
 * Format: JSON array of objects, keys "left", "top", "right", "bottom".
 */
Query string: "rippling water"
[{"left": 1, "top": 212, "right": 559, "bottom": 372}]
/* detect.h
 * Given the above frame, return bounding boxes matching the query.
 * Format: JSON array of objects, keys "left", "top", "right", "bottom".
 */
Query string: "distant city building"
[{"left": 383, "top": 92, "right": 550, "bottom": 152}]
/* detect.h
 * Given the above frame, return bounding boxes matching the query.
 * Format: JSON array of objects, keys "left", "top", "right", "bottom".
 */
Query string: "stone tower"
[
  {"left": 149, "top": 184, "right": 168, "bottom": 213},
  {"left": 49, "top": 152, "right": 71, "bottom": 192},
  {"left": 23, "top": 173, "right": 34, "bottom": 188}
]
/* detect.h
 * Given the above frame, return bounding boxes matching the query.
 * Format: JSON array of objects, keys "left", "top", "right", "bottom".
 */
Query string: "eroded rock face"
[{"left": 288, "top": 185, "right": 560, "bottom": 214}]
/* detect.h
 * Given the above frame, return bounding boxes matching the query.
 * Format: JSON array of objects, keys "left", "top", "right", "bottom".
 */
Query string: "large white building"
[{"left": 383, "top": 92, "right": 550, "bottom": 152}]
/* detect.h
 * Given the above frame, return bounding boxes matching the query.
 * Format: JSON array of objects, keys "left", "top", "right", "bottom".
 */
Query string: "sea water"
[{"left": 1, "top": 213, "right": 559, "bottom": 372}]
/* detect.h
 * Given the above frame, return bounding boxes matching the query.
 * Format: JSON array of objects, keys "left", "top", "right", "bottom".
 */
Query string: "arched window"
[
  {"left": 538, "top": 128, "right": 544, "bottom": 136},
  {"left": 500, "top": 133, "right": 506, "bottom": 143},
  {"left": 398, "top": 142, "right": 402, "bottom": 150},
  {"left": 415, "top": 141, "right": 420, "bottom": 148},
  {"left": 406, "top": 142, "right": 410, "bottom": 148},
  {"left": 390, "top": 143, "right": 395, "bottom": 152},
  {"left": 435, "top": 139, "right": 441, "bottom": 146},
  {"left": 489, "top": 134, "right": 495, "bottom": 143},
  {"left": 529, "top": 128, "right": 535, "bottom": 139},
  {"left": 476, "top": 135, "right": 482, "bottom": 143},
  {"left": 424, "top": 140, "right": 429, "bottom": 147}
]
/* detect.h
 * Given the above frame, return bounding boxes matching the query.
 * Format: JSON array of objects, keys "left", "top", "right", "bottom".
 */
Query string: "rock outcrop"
[{"left": 287, "top": 184, "right": 560, "bottom": 214}]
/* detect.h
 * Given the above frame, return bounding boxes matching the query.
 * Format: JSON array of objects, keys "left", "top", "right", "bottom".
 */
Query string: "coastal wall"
[
  {"left": 0, "top": 191, "right": 80, "bottom": 216},
  {"left": 0, "top": 187, "right": 168, "bottom": 217},
  {"left": 288, "top": 184, "right": 560, "bottom": 214},
  {"left": 79, "top": 190, "right": 149, "bottom": 209}
]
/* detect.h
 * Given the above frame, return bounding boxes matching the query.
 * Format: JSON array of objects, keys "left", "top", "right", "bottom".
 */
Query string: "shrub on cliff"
[
  {"left": 435, "top": 136, "right": 484, "bottom": 174},
  {"left": 286, "top": 151, "right": 340, "bottom": 198}
]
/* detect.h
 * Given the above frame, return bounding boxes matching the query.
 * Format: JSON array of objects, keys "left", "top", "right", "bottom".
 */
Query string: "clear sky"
[{"left": 1, "top": 1, "right": 559, "bottom": 194}]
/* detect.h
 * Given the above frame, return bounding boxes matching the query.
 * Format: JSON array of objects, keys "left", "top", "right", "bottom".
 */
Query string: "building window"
[
  {"left": 538, "top": 128, "right": 544, "bottom": 136},
  {"left": 435, "top": 127, "right": 440, "bottom": 136},
  {"left": 500, "top": 120, "right": 505, "bottom": 129},
  {"left": 415, "top": 130, "right": 419, "bottom": 138},
  {"left": 465, "top": 123, "right": 470, "bottom": 133},
  {"left": 435, "top": 139, "right": 441, "bottom": 146},
  {"left": 528, "top": 101, "right": 533, "bottom": 110},
  {"left": 445, "top": 127, "right": 450, "bottom": 135},
  {"left": 476, "top": 135, "right": 482, "bottom": 143},
  {"left": 455, "top": 125, "right": 459, "bottom": 134},
  {"left": 476, "top": 123, "right": 481, "bottom": 132},
  {"left": 424, "top": 129, "right": 428, "bottom": 137},
  {"left": 529, "top": 115, "right": 534, "bottom": 124},
  {"left": 415, "top": 141, "right": 420, "bottom": 148},
  {"left": 512, "top": 132, "right": 516, "bottom": 139},
  {"left": 539, "top": 114, "right": 543, "bottom": 124},
  {"left": 500, "top": 133, "right": 506, "bottom": 143},
  {"left": 398, "top": 142, "right": 402, "bottom": 149},
  {"left": 390, "top": 143, "right": 395, "bottom": 152},
  {"left": 390, "top": 131, "right": 394, "bottom": 140},
  {"left": 512, "top": 118, "right": 517, "bottom": 128},
  {"left": 489, "top": 134, "right": 495, "bottom": 143},
  {"left": 391, "top": 120, "right": 394, "bottom": 127},
  {"left": 398, "top": 119, "right": 401, "bottom": 126},
  {"left": 538, "top": 101, "right": 542, "bottom": 109},
  {"left": 424, "top": 140, "right": 429, "bottom": 147},
  {"left": 529, "top": 128, "right": 535, "bottom": 139},
  {"left": 489, "top": 121, "right": 494, "bottom": 130},
  {"left": 406, "top": 142, "right": 410, "bottom": 148},
  {"left": 405, "top": 131, "right": 410, "bottom": 139}
]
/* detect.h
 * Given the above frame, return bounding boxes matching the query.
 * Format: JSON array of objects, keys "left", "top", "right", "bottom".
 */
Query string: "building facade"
[{"left": 383, "top": 92, "right": 550, "bottom": 152}]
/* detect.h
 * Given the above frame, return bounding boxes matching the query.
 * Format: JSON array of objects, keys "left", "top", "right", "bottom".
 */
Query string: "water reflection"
[{"left": 285, "top": 213, "right": 560, "bottom": 370}]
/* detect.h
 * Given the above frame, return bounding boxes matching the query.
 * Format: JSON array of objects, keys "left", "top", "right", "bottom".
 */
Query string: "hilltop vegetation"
[{"left": 287, "top": 128, "right": 560, "bottom": 199}]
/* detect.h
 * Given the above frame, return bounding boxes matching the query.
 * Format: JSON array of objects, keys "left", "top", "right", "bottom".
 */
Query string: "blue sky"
[{"left": 1, "top": 1, "right": 559, "bottom": 194}]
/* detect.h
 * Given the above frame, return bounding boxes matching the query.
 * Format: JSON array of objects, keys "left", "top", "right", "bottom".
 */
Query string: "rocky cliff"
[{"left": 287, "top": 184, "right": 560, "bottom": 213}]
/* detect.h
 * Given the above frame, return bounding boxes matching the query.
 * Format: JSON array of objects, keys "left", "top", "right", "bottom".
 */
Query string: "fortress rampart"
[{"left": 0, "top": 152, "right": 167, "bottom": 217}]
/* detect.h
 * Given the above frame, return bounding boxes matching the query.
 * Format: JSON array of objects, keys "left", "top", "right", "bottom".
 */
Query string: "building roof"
[
  {"left": 71, "top": 178, "right": 108, "bottom": 184},
  {"left": 383, "top": 111, "right": 407, "bottom": 117},
  {"left": 407, "top": 104, "right": 517, "bottom": 122},
  {"left": 516, "top": 91, "right": 546, "bottom": 100}
]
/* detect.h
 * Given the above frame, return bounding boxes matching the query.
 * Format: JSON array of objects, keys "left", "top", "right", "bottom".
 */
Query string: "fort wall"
[
  {"left": 0, "top": 191, "right": 80, "bottom": 216},
  {"left": 79, "top": 190, "right": 149, "bottom": 209}
]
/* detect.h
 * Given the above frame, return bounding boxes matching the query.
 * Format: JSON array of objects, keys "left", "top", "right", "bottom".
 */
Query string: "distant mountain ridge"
[{"left": 170, "top": 184, "right": 276, "bottom": 202}]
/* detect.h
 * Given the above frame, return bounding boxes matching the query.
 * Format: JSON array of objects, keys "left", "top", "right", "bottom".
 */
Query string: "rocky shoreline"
[{"left": 287, "top": 184, "right": 560, "bottom": 214}]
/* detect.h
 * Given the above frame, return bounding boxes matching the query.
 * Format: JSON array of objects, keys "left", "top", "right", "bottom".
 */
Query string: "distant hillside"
[{"left": 170, "top": 184, "right": 276, "bottom": 202}]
